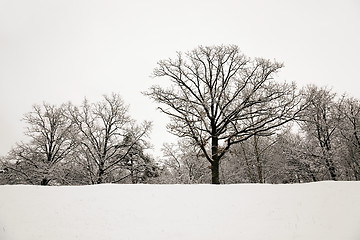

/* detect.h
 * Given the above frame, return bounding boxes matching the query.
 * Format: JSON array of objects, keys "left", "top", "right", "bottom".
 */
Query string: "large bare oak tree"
[{"left": 145, "top": 45, "right": 304, "bottom": 184}]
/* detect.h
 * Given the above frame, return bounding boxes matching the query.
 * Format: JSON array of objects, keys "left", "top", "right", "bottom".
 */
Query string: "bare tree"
[
  {"left": 221, "top": 127, "right": 287, "bottom": 184},
  {"left": 338, "top": 97, "right": 360, "bottom": 180},
  {"left": 162, "top": 140, "right": 210, "bottom": 184},
  {"left": 5, "top": 103, "right": 77, "bottom": 185},
  {"left": 116, "top": 128, "right": 159, "bottom": 184},
  {"left": 269, "top": 130, "right": 320, "bottom": 183},
  {"left": 145, "top": 45, "right": 304, "bottom": 184},
  {"left": 299, "top": 86, "right": 341, "bottom": 181},
  {"left": 67, "top": 93, "right": 152, "bottom": 184}
]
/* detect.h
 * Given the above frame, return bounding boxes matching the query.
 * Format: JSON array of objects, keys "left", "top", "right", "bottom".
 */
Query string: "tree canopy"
[{"left": 145, "top": 45, "right": 305, "bottom": 183}]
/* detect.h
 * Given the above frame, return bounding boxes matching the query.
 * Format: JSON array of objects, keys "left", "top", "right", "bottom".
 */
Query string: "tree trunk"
[
  {"left": 130, "top": 158, "right": 136, "bottom": 184},
  {"left": 97, "top": 173, "right": 103, "bottom": 184},
  {"left": 241, "top": 143, "right": 255, "bottom": 183},
  {"left": 97, "top": 162, "right": 105, "bottom": 184},
  {"left": 354, "top": 170, "right": 360, "bottom": 181},
  {"left": 211, "top": 135, "right": 220, "bottom": 184},
  {"left": 211, "top": 159, "right": 220, "bottom": 184},
  {"left": 40, "top": 177, "right": 50, "bottom": 186},
  {"left": 253, "top": 135, "right": 263, "bottom": 183},
  {"left": 322, "top": 146, "right": 337, "bottom": 181},
  {"left": 311, "top": 173, "right": 317, "bottom": 182},
  {"left": 325, "top": 157, "right": 337, "bottom": 181}
]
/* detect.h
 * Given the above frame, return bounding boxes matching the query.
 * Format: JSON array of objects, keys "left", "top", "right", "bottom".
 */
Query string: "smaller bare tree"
[
  {"left": 299, "top": 85, "right": 341, "bottom": 181},
  {"left": 5, "top": 103, "right": 77, "bottom": 185},
  {"left": 337, "top": 97, "right": 360, "bottom": 180},
  {"left": 68, "top": 93, "right": 152, "bottom": 184},
  {"left": 162, "top": 140, "right": 210, "bottom": 184}
]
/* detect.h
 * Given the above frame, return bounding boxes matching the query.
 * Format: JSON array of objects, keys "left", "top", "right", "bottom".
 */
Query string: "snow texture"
[{"left": 0, "top": 181, "right": 359, "bottom": 240}]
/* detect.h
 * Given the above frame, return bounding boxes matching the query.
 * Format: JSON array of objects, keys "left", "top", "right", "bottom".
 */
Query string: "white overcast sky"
[{"left": 0, "top": 0, "right": 359, "bottom": 157}]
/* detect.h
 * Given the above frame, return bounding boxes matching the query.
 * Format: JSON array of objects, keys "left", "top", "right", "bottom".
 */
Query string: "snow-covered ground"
[{"left": 0, "top": 181, "right": 359, "bottom": 240}]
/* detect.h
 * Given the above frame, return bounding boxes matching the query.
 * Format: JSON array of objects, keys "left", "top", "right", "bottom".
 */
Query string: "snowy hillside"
[{"left": 0, "top": 182, "right": 359, "bottom": 240}]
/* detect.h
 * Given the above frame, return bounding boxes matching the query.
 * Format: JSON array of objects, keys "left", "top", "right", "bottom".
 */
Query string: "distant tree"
[
  {"left": 0, "top": 157, "right": 10, "bottom": 184},
  {"left": 337, "top": 97, "right": 360, "bottom": 180},
  {"left": 4, "top": 103, "right": 77, "bottom": 185},
  {"left": 145, "top": 45, "right": 305, "bottom": 184},
  {"left": 299, "top": 86, "right": 341, "bottom": 181},
  {"left": 220, "top": 126, "right": 297, "bottom": 184},
  {"left": 162, "top": 140, "right": 210, "bottom": 184},
  {"left": 113, "top": 129, "right": 160, "bottom": 184},
  {"left": 269, "top": 130, "right": 320, "bottom": 183},
  {"left": 219, "top": 140, "right": 257, "bottom": 184},
  {"left": 239, "top": 134, "right": 277, "bottom": 183},
  {"left": 67, "top": 93, "right": 153, "bottom": 184}
]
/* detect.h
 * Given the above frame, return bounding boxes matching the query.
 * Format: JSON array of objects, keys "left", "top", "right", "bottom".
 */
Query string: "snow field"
[{"left": 0, "top": 181, "right": 359, "bottom": 240}]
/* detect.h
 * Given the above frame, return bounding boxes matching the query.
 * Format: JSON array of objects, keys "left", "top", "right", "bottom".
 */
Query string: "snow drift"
[{"left": 0, "top": 182, "right": 359, "bottom": 240}]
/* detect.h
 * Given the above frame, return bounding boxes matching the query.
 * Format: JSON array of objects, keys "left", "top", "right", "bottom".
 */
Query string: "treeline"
[
  {"left": 160, "top": 86, "right": 360, "bottom": 184},
  {"left": 0, "top": 94, "right": 159, "bottom": 185},
  {"left": 1, "top": 45, "right": 359, "bottom": 185}
]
